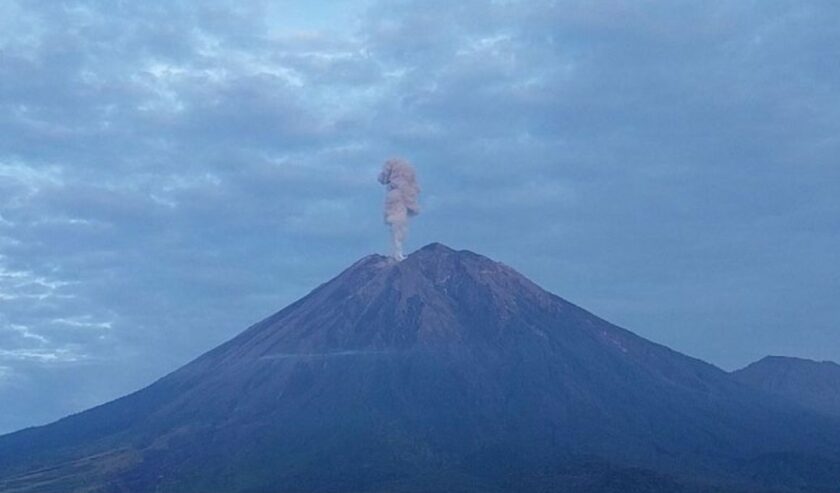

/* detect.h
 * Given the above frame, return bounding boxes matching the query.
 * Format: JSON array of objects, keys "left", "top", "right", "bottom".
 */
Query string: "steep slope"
[
  {"left": 733, "top": 356, "right": 840, "bottom": 418},
  {"left": 1, "top": 243, "right": 839, "bottom": 492}
]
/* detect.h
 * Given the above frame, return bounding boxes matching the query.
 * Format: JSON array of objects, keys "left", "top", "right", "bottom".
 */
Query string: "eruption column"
[{"left": 378, "top": 158, "right": 420, "bottom": 260}]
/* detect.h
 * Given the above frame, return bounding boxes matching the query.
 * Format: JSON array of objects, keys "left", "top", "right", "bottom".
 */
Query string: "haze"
[{"left": 0, "top": 0, "right": 838, "bottom": 437}]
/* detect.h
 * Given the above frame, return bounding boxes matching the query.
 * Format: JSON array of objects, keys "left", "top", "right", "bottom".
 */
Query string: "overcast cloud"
[{"left": 1, "top": 0, "right": 838, "bottom": 434}]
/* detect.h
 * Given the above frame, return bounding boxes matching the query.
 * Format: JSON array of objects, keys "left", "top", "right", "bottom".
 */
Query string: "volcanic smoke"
[{"left": 378, "top": 158, "right": 420, "bottom": 260}]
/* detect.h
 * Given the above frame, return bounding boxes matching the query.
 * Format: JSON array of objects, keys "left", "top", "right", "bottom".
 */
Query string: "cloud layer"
[{"left": 1, "top": 0, "right": 839, "bottom": 433}]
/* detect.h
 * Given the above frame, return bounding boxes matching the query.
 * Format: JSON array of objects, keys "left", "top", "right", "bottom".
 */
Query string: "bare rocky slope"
[{"left": 1, "top": 243, "right": 839, "bottom": 492}]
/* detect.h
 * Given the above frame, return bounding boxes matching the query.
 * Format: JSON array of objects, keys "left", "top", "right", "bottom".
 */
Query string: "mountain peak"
[
  {"left": 413, "top": 242, "right": 457, "bottom": 254},
  {"left": 746, "top": 355, "right": 840, "bottom": 370},
  {"left": 187, "top": 243, "right": 564, "bottom": 362},
  {"left": 404, "top": 242, "right": 474, "bottom": 264},
  {"left": 733, "top": 355, "right": 840, "bottom": 418},
  {"left": 4, "top": 246, "right": 840, "bottom": 492}
]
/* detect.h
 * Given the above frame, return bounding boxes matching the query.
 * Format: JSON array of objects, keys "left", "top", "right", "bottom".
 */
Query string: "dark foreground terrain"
[{"left": 1, "top": 243, "right": 839, "bottom": 492}]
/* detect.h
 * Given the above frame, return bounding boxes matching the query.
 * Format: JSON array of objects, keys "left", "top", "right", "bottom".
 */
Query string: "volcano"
[{"left": 1, "top": 243, "right": 839, "bottom": 492}]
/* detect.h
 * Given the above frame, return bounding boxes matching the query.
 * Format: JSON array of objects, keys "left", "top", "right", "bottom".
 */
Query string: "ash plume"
[{"left": 378, "top": 158, "right": 420, "bottom": 260}]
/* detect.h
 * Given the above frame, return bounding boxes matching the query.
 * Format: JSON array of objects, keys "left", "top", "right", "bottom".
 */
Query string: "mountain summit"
[
  {"left": 1, "top": 244, "right": 840, "bottom": 492},
  {"left": 733, "top": 356, "right": 840, "bottom": 418}
]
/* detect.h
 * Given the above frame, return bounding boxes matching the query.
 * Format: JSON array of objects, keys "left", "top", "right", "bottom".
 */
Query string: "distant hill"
[
  {"left": 733, "top": 355, "right": 840, "bottom": 418},
  {"left": 1, "top": 243, "right": 839, "bottom": 492}
]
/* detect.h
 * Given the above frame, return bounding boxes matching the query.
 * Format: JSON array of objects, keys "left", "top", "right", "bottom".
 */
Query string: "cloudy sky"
[{"left": 1, "top": 0, "right": 839, "bottom": 434}]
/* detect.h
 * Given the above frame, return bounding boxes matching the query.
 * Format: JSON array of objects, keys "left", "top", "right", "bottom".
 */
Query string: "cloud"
[{"left": 0, "top": 0, "right": 838, "bottom": 434}]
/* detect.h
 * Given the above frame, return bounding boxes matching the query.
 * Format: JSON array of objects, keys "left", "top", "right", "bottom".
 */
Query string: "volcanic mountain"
[{"left": 1, "top": 243, "right": 840, "bottom": 492}]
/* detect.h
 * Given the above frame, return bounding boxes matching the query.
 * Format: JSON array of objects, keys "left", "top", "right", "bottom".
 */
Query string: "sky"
[{"left": 1, "top": 0, "right": 838, "bottom": 434}]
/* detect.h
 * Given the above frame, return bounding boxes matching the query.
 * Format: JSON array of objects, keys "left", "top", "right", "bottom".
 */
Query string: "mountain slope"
[
  {"left": 1, "top": 243, "right": 839, "bottom": 492},
  {"left": 733, "top": 356, "right": 840, "bottom": 418}
]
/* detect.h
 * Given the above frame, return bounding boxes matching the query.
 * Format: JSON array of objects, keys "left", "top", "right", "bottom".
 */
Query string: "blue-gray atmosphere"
[{"left": 1, "top": 0, "right": 838, "bottom": 436}]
